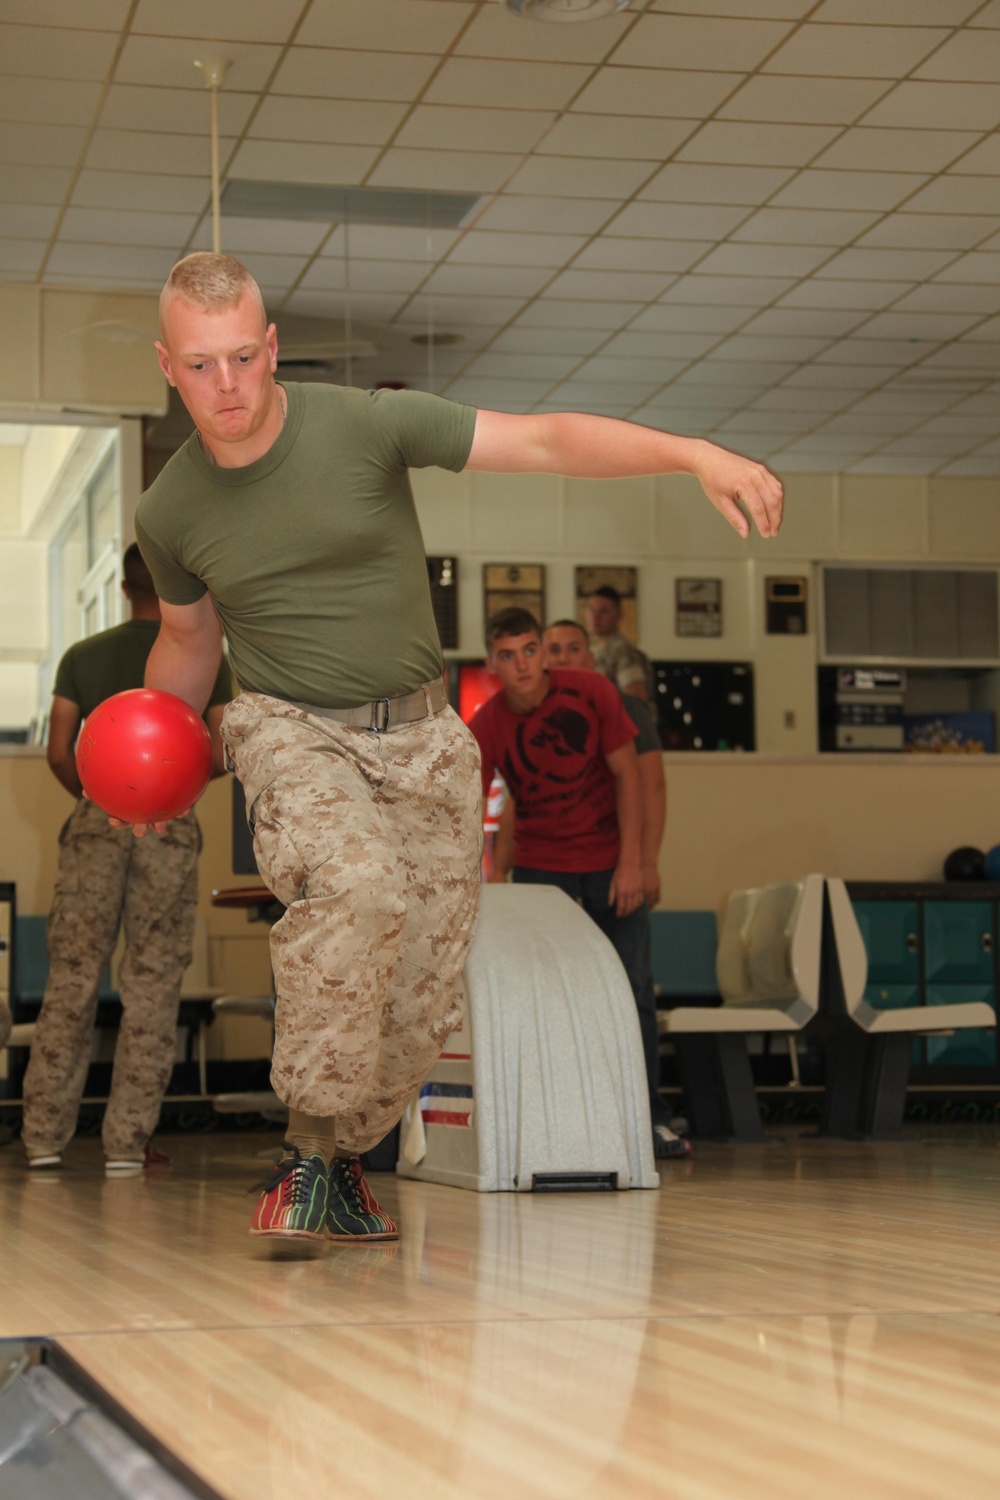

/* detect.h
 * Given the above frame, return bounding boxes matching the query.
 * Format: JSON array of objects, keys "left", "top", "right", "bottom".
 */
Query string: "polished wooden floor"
[{"left": 3, "top": 1127, "right": 1000, "bottom": 1500}]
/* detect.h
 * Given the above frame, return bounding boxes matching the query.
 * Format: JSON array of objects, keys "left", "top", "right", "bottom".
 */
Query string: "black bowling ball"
[{"left": 943, "top": 845, "right": 985, "bottom": 882}]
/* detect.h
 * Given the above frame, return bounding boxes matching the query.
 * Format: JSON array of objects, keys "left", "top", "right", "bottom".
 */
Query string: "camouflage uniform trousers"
[
  {"left": 222, "top": 692, "right": 483, "bottom": 1153},
  {"left": 22, "top": 798, "right": 199, "bottom": 1161}
]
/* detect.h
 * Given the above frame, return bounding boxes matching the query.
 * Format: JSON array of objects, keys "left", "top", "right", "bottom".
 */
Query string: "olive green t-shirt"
[
  {"left": 135, "top": 383, "right": 477, "bottom": 709},
  {"left": 53, "top": 619, "right": 233, "bottom": 722}
]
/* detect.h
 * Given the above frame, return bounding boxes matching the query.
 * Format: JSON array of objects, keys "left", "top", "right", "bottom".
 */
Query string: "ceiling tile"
[
  {"left": 85, "top": 129, "right": 236, "bottom": 176},
  {"left": 712, "top": 334, "right": 830, "bottom": 362},
  {"left": 916, "top": 30, "right": 1000, "bottom": 81},
  {"left": 0, "top": 163, "right": 73, "bottom": 204},
  {"left": 751, "top": 386, "right": 857, "bottom": 410},
  {"left": 489, "top": 327, "right": 608, "bottom": 356},
  {"left": 671, "top": 359, "right": 792, "bottom": 387},
  {"left": 116, "top": 35, "right": 280, "bottom": 93},
  {"left": 368, "top": 148, "right": 523, "bottom": 193},
  {"left": 0, "top": 23, "right": 117, "bottom": 81},
  {"left": 474, "top": 197, "right": 618, "bottom": 234},
  {"left": 0, "top": 76, "right": 102, "bottom": 127},
  {"left": 731, "top": 208, "right": 880, "bottom": 245},
  {"left": 630, "top": 304, "right": 752, "bottom": 333},
  {"left": 536, "top": 114, "right": 696, "bottom": 161},
  {"left": 661, "top": 274, "right": 797, "bottom": 305},
  {"left": 503, "top": 156, "right": 654, "bottom": 199},
  {"left": 0, "top": 0, "right": 130, "bottom": 26},
  {"left": 323, "top": 225, "right": 460, "bottom": 262},
  {"left": 442, "top": 376, "right": 554, "bottom": 404},
  {"left": 456, "top": 5, "right": 632, "bottom": 62},
  {"left": 4, "top": 203, "right": 59, "bottom": 238},
  {"left": 0, "top": 239, "right": 46, "bottom": 273},
  {"left": 861, "top": 81, "right": 1000, "bottom": 131},
  {"left": 770, "top": 170, "right": 927, "bottom": 211},
  {"left": 394, "top": 106, "right": 556, "bottom": 155},
  {"left": 395, "top": 293, "right": 528, "bottom": 325},
  {"left": 543, "top": 268, "right": 674, "bottom": 302},
  {"left": 814, "top": 247, "right": 956, "bottom": 279},
  {"left": 934, "top": 253, "right": 1000, "bottom": 283},
  {"left": 448, "top": 230, "right": 586, "bottom": 267},
  {"left": 0, "top": 122, "right": 86, "bottom": 167},
  {"left": 574, "top": 354, "right": 689, "bottom": 382},
  {"left": 861, "top": 311, "right": 982, "bottom": 339},
  {"left": 742, "top": 307, "right": 868, "bottom": 336},
  {"left": 903, "top": 177, "right": 1000, "bottom": 213},
  {"left": 282, "top": 289, "right": 408, "bottom": 323},
  {"left": 964, "top": 314, "right": 1000, "bottom": 339},
  {"left": 573, "top": 239, "right": 711, "bottom": 274},
  {"left": 610, "top": 14, "right": 795, "bottom": 72},
  {"left": 59, "top": 206, "right": 194, "bottom": 247},
  {"left": 46, "top": 242, "right": 178, "bottom": 279},
  {"left": 813, "top": 1, "right": 981, "bottom": 26},
  {"left": 813, "top": 128, "right": 982, "bottom": 173},
  {"left": 607, "top": 202, "right": 748, "bottom": 238},
  {"left": 190, "top": 217, "right": 330, "bottom": 256},
  {"left": 462, "top": 351, "right": 581, "bottom": 382},
  {"left": 949, "top": 135, "right": 1000, "bottom": 173},
  {"left": 650, "top": 1, "right": 816, "bottom": 19},
  {"left": 423, "top": 263, "right": 552, "bottom": 297},
  {"left": 601, "top": 329, "right": 720, "bottom": 358},
  {"left": 639, "top": 162, "right": 794, "bottom": 205},
  {"left": 296, "top": 0, "right": 474, "bottom": 53},
  {"left": 425, "top": 58, "right": 590, "bottom": 112},
  {"left": 970, "top": 0, "right": 1000, "bottom": 22},
  {"left": 858, "top": 215, "right": 1000, "bottom": 251},
  {"left": 72, "top": 170, "right": 209, "bottom": 213},
  {"left": 248, "top": 97, "right": 408, "bottom": 146},
  {"left": 818, "top": 339, "right": 937, "bottom": 366},
  {"left": 100, "top": 84, "right": 256, "bottom": 138},
  {"left": 778, "top": 279, "right": 910, "bottom": 308},
  {"left": 132, "top": 0, "right": 303, "bottom": 44},
  {"left": 514, "top": 299, "right": 646, "bottom": 329},
  {"left": 764, "top": 24, "right": 950, "bottom": 77},
  {"left": 229, "top": 140, "right": 382, "bottom": 186},
  {"left": 299, "top": 259, "right": 428, "bottom": 295},
  {"left": 677, "top": 122, "right": 840, "bottom": 167},
  {"left": 720, "top": 75, "right": 890, "bottom": 125},
  {"left": 549, "top": 378, "right": 665, "bottom": 404},
  {"left": 892, "top": 283, "right": 1000, "bottom": 313},
  {"left": 569, "top": 67, "right": 742, "bottom": 119},
  {"left": 273, "top": 48, "right": 439, "bottom": 102},
  {"left": 695, "top": 243, "right": 834, "bottom": 277}
]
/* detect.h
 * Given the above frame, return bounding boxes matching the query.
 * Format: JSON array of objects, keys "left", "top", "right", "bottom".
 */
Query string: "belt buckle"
[{"left": 370, "top": 697, "right": 391, "bottom": 732}]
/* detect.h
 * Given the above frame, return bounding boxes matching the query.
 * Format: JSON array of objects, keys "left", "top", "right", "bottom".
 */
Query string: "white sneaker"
[
  {"left": 27, "top": 1154, "right": 62, "bottom": 1170},
  {"left": 105, "top": 1158, "right": 144, "bottom": 1176}
]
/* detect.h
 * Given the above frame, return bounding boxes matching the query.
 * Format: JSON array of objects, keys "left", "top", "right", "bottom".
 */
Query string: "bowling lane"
[
  {"left": 55, "top": 1309, "right": 1000, "bottom": 1500},
  {"left": 4, "top": 1132, "right": 1000, "bottom": 1343}
]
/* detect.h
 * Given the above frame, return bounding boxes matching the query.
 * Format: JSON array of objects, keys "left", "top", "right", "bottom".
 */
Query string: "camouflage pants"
[
  {"left": 22, "top": 799, "right": 198, "bottom": 1161},
  {"left": 222, "top": 692, "right": 482, "bottom": 1153}
]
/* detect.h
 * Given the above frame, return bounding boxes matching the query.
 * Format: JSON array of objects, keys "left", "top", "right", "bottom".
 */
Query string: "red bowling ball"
[{"left": 76, "top": 688, "right": 213, "bottom": 824}]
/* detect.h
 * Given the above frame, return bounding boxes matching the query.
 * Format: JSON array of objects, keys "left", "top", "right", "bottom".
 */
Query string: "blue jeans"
[{"left": 512, "top": 866, "right": 664, "bottom": 1123}]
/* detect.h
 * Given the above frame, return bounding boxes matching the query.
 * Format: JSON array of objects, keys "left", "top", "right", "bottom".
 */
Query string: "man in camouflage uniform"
[
  {"left": 22, "top": 544, "right": 229, "bottom": 1175},
  {"left": 135, "top": 252, "right": 781, "bottom": 1253},
  {"left": 587, "top": 585, "right": 654, "bottom": 702}
]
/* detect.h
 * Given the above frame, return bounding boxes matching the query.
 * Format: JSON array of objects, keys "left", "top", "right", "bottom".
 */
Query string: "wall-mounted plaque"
[
  {"left": 483, "top": 563, "right": 546, "bottom": 632},
  {"left": 574, "top": 565, "right": 639, "bottom": 641},
  {"left": 675, "top": 578, "right": 722, "bottom": 638}
]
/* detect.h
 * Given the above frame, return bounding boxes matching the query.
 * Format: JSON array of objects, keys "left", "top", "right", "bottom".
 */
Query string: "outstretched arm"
[{"left": 465, "top": 409, "right": 782, "bottom": 541}]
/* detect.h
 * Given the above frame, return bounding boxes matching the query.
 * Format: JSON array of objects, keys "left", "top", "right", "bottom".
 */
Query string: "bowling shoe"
[
  {"left": 653, "top": 1123, "right": 692, "bottom": 1159},
  {"left": 250, "top": 1143, "right": 329, "bottom": 1244},
  {"left": 326, "top": 1157, "right": 399, "bottom": 1242}
]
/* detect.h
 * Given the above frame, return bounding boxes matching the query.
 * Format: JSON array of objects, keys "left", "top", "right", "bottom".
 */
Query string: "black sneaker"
[
  {"left": 653, "top": 1124, "right": 693, "bottom": 1160},
  {"left": 326, "top": 1157, "right": 399, "bottom": 1242}
]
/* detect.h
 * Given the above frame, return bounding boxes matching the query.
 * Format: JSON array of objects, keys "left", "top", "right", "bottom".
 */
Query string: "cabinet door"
[
  {"left": 924, "top": 901, "right": 997, "bottom": 1068},
  {"left": 852, "top": 901, "right": 920, "bottom": 1010}
]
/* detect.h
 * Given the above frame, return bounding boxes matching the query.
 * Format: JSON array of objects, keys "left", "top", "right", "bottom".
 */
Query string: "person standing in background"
[
  {"left": 586, "top": 585, "right": 654, "bottom": 703},
  {"left": 22, "top": 544, "right": 230, "bottom": 1176}
]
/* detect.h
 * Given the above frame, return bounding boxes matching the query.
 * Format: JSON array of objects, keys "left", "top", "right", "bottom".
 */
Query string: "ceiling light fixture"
[
  {"left": 503, "top": 0, "right": 630, "bottom": 20},
  {"left": 194, "top": 56, "right": 231, "bottom": 253}
]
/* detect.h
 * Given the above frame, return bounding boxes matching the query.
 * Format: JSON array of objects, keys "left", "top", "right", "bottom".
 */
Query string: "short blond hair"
[{"left": 160, "top": 253, "right": 266, "bottom": 330}]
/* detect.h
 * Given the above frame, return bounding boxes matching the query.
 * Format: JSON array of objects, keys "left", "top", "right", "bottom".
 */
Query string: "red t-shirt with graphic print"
[{"left": 469, "top": 668, "right": 637, "bottom": 873}]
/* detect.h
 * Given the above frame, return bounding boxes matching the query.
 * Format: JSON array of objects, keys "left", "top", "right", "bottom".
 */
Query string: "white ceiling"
[{"left": 2, "top": 0, "right": 1000, "bottom": 474}]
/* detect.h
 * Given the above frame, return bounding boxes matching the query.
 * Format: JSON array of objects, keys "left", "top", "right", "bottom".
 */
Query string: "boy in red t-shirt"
[{"left": 470, "top": 606, "right": 689, "bottom": 1160}]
